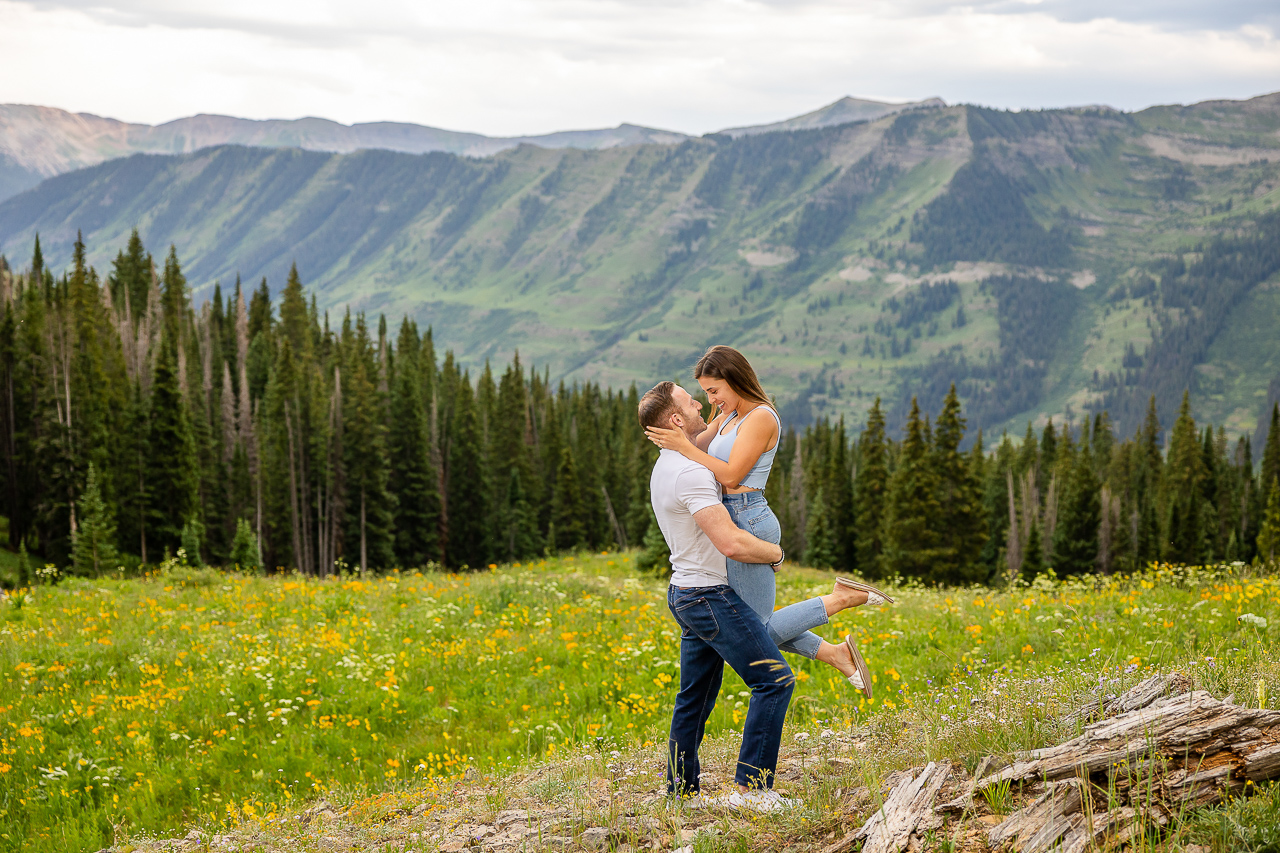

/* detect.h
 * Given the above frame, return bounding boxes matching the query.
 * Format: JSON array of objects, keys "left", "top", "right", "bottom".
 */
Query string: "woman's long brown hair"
[{"left": 693, "top": 346, "right": 771, "bottom": 407}]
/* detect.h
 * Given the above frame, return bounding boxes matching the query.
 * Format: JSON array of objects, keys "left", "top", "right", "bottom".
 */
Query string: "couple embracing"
[{"left": 638, "top": 345, "right": 893, "bottom": 812}]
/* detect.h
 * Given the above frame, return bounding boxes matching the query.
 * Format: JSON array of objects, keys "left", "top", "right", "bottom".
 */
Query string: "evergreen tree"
[
  {"left": 550, "top": 445, "right": 586, "bottom": 551},
  {"left": 1258, "top": 478, "right": 1280, "bottom": 564},
  {"left": 636, "top": 506, "right": 671, "bottom": 575},
  {"left": 445, "top": 377, "right": 489, "bottom": 568},
  {"left": 340, "top": 322, "right": 395, "bottom": 573},
  {"left": 71, "top": 464, "right": 117, "bottom": 577},
  {"left": 388, "top": 320, "right": 440, "bottom": 567},
  {"left": 882, "top": 398, "right": 942, "bottom": 581},
  {"left": 853, "top": 398, "right": 889, "bottom": 577},
  {"left": 1052, "top": 453, "right": 1101, "bottom": 575},
  {"left": 147, "top": 344, "right": 199, "bottom": 554},
  {"left": 1261, "top": 404, "right": 1280, "bottom": 501},
  {"left": 823, "top": 420, "right": 856, "bottom": 572},
  {"left": 180, "top": 518, "right": 205, "bottom": 567},
  {"left": 1022, "top": 519, "right": 1045, "bottom": 582},
  {"left": 931, "top": 385, "right": 987, "bottom": 584},
  {"left": 229, "top": 518, "right": 261, "bottom": 573}
]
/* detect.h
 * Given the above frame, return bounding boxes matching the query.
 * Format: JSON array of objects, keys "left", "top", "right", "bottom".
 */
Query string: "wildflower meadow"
[{"left": 2, "top": 554, "right": 1278, "bottom": 852}]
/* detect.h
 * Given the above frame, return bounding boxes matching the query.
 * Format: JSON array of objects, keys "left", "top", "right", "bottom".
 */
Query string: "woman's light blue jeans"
[{"left": 722, "top": 491, "right": 826, "bottom": 660}]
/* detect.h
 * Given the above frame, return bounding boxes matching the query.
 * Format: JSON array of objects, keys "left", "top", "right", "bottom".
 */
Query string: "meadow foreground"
[{"left": 2, "top": 554, "right": 1278, "bottom": 852}]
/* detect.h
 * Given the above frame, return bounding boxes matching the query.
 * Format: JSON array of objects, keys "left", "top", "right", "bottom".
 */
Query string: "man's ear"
[{"left": 668, "top": 411, "right": 684, "bottom": 430}]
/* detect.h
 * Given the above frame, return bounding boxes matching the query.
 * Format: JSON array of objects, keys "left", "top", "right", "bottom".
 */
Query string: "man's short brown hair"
[{"left": 638, "top": 381, "right": 678, "bottom": 430}]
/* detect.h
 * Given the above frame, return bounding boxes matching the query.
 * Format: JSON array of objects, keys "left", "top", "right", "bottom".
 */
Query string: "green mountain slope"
[{"left": 2, "top": 94, "right": 1279, "bottom": 438}]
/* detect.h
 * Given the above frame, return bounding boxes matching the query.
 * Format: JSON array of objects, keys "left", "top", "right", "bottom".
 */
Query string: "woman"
[{"left": 645, "top": 345, "right": 890, "bottom": 698}]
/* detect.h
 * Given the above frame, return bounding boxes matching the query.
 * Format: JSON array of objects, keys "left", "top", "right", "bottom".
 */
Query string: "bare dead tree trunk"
[
  {"left": 1006, "top": 470, "right": 1022, "bottom": 580},
  {"left": 1042, "top": 474, "right": 1059, "bottom": 559},
  {"left": 601, "top": 485, "right": 627, "bottom": 549},
  {"left": 1097, "top": 485, "right": 1116, "bottom": 573}
]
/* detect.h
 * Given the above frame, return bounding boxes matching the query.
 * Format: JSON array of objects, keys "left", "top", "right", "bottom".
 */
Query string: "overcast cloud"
[{"left": 0, "top": 0, "right": 1276, "bottom": 136}]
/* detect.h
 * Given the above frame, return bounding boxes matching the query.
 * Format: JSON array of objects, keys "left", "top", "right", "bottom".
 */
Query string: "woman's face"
[{"left": 698, "top": 375, "right": 741, "bottom": 416}]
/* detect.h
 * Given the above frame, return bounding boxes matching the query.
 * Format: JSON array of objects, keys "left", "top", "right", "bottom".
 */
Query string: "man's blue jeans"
[{"left": 666, "top": 584, "right": 795, "bottom": 794}]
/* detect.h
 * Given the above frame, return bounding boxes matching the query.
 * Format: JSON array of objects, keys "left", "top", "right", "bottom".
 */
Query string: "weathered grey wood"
[
  {"left": 979, "top": 691, "right": 1280, "bottom": 851},
  {"left": 1062, "top": 672, "right": 1190, "bottom": 726},
  {"left": 852, "top": 762, "right": 952, "bottom": 853}
]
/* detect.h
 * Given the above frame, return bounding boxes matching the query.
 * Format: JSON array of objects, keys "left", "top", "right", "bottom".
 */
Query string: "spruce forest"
[{"left": 1, "top": 231, "right": 1279, "bottom": 583}]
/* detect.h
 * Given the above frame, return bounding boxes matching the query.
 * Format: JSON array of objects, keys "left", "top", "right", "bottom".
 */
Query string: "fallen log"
[
  {"left": 1061, "top": 672, "right": 1192, "bottom": 727},
  {"left": 850, "top": 761, "right": 952, "bottom": 853},
  {"left": 977, "top": 690, "right": 1280, "bottom": 851}
]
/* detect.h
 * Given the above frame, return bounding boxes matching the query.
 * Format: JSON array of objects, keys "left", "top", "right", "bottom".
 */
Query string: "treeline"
[
  {"left": 739, "top": 390, "right": 1280, "bottom": 584},
  {"left": 3, "top": 231, "right": 1280, "bottom": 585},
  {"left": 0, "top": 232, "right": 654, "bottom": 577}
]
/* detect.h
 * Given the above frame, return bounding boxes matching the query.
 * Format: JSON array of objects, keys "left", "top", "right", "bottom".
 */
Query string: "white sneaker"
[{"left": 726, "top": 789, "right": 798, "bottom": 813}]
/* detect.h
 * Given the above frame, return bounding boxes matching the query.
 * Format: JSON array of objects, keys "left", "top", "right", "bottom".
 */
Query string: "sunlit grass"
[{"left": 2, "top": 555, "right": 1278, "bottom": 852}]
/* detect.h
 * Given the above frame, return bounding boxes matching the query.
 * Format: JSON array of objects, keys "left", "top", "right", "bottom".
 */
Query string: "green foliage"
[
  {"left": 854, "top": 399, "right": 890, "bottom": 578},
  {"left": 8, "top": 101, "right": 1280, "bottom": 439},
  {"left": 70, "top": 464, "right": 117, "bottom": 577},
  {"left": 180, "top": 517, "right": 204, "bottom": 567},
  {"left": 229, "top": 518, "right": 261, "bottom": 572},
  {"left": 1260, "top": 479, "right": 1280, "bottom": 564},
  {"left": 635, "top": 509, "right": 671, "bottom": 575},
  {"left": 882, "top": 398, "right": 942, "bottom": 579}
]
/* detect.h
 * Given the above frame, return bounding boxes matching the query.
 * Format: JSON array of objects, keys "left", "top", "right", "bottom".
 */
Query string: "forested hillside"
[
  {"left": 1, "top": 233, "right": 1278, "bottom": 580},
  {"left": 2, "top": 94, "right": 1279, "bottom": 439}
]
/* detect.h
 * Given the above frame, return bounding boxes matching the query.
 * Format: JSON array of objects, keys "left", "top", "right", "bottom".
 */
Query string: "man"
[{"left": 639, "top": 380, "right": 795, "bottom": 812}]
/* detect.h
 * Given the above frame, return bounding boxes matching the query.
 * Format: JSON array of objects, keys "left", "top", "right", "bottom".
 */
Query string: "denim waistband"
[{"left": 722, "top": 490, "right": 767, "bottom": 506}]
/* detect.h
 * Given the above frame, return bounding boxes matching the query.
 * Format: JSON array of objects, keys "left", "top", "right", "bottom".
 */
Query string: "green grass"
[{"left": 2, "top": 555, "right": 1278, "bottom": 852}]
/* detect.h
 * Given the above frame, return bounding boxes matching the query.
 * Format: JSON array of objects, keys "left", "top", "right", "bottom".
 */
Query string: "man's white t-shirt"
[{"left": 650, "top": 449, "right": 726, "bottom": 587}]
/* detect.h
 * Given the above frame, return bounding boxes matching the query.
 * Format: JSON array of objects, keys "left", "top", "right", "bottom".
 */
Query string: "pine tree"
[
  {"left": 71, "top": 464, "right": 117, "bottom": 577},
  {"left": 340, "top": 320, "right": 395, "bottom": 572},
  {"left": 1052, "top": 454, "right": 1101, "bottom": 575},
  {"left": 1022, "top": 520, "right": 1044, "bottom": 582},
  {"left": 445, "top": 377, "right": 489, "bottom": 568},
  {"left": 147, "top": 343, "right": 199, "bottom": 554},
  {"left": 1261, "top": 404, "right": 1280, "bottom": 501},
  {"left": 180, "top": 518, "right": 205, "bottom": 567},
  {"left": 550, "top": 445, "right": 586, "bottom": 551},
  {"left": 804, "top": 487, "right": 836, "bottom": 568},
  {"left": 229, "top": 518, "right": 261, "bottom": 573},
  {"left": 1257, "top": 478, "right": 1280, "bottom": 564},
  {"left": 636, "top": 506, "right": 671, "bottom": 575},
  {"left": 882, "top": 398, "right": 942, "bottom": 581},
  {"left": 388, "top": 319, "right": 440, "bottom": 567},
  {"left": 931, "top": 385, "right": 987, "bottom": 584},
  {"left": 823, "top": 420, "right": 856, "bottom": 572},
  {"left": 853, "top": 398, "right": 889, "bottom": 578}
]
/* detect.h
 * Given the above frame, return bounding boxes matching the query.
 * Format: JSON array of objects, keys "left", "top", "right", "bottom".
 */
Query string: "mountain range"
[
  {"left": 0, "top": 97, "right": 941, "bottom": 203},
  {"left": 1, "top": 92, "right": 1279, "bottom": 441}
]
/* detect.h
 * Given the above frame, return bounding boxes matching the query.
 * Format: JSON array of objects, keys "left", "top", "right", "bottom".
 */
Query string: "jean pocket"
[
  {"left": 744, "top": 507, "right": 781, "bottom": 544},
  {"left": 673, "top": 598, "right": 720, "bottom": 642}
]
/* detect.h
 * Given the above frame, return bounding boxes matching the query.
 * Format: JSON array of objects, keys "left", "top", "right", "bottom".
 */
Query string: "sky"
[{"left": 0, "top": 0, "right": 1277, "bottom": 137}]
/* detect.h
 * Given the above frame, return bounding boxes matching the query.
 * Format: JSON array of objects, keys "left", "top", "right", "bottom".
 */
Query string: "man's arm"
[{"left": 692, "top": 504, "right": 783, "bottom": 565}]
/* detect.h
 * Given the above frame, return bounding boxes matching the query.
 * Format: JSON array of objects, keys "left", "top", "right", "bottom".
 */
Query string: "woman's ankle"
[{"left": 821, "top": 587, "right": 868, "bottom": 617}]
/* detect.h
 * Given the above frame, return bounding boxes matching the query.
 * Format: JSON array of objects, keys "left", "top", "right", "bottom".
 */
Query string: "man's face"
[{"left": 668, "top": 385, "right": 707, "bottom": 439}]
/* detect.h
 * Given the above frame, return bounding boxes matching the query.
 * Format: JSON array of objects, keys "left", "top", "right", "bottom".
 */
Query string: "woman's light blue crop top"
[{"left": 705, "top": 405, "right": 781, "bottom": 490}]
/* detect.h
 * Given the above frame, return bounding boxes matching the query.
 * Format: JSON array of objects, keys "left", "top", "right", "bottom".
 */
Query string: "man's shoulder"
[{"left": 654, "top": 451, "right": 716, "bottom": 484}]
